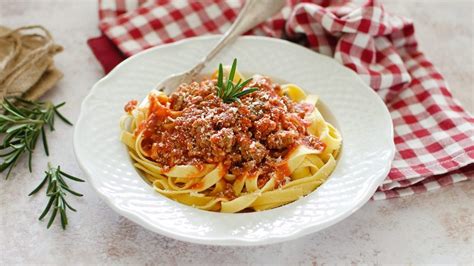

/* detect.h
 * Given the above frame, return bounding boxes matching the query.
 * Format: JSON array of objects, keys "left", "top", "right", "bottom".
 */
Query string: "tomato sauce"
[
  {"left": 126, "top": 75, "right": 325, "bottom": 180},
  {"left": 124, "top": 100, "right": 137, "bottom": 113}
]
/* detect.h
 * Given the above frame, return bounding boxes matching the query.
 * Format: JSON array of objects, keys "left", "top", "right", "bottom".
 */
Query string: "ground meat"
[
  {"left": 169, "top": 92, "right": 185, "bottom": 111},
  {"left": 132, "top": 75, "right": 323, "bottom": 177},
  {"left": 286, "top": 114, "right": 306, "bottom": 134},
  {"left": 242, "top": 160, "right": 257, "bottom": 172},
  {"left": 192, "top": 118, "right": 212, "bottom": 148},
  {"left": 212, "top": 110, "right": 235, "bottom": 129},
  {"left": 302, "top": 135, "right": 326, "bottom": 152},
  {"left": 220, "top": 182, "right": 237, "bottom": 200},
  {"left": 240, "top": 139, "right": 268, "bottom": 163},
  {"left": 266, "top": 130, "right": 299, "bottom": 150},
  {"left": 210, "top": 128, "right": 235, "bottom": 153},
  {"left": 253, "top": 115, "right": 277, "bottom": 139}
]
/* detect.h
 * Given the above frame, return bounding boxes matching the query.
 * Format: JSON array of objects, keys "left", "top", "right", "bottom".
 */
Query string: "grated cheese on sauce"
[{"left": 130, "top": 76, "right": 325, "bottom": 185}]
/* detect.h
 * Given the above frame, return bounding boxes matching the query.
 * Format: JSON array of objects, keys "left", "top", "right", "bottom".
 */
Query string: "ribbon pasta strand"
[{"left": 120, "top": 72, "right": 341, "bottom": 213}]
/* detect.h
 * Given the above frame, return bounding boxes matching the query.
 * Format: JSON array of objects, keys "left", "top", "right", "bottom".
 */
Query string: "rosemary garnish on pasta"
[
  {"left": 0, "top": 98, "right": 72, "bottom": 178},
  {"left": 29, "top": 163, "right": 84, "bottom": 229},
  {"left": 216, "top": 58, "right": 258, "bottom": 103}
]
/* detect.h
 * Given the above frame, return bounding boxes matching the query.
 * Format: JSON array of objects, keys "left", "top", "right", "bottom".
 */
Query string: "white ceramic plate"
[{"left": 74, "top": 36, "right": 394, "bottom": 246}]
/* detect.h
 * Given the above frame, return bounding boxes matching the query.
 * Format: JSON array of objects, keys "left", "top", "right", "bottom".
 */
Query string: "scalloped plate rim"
[{"left": 74, "top": 35, "right": 395, "bottom": 246}]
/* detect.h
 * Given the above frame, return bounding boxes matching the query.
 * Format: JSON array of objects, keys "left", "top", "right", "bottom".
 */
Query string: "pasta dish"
[{"left": 120, "top": 59, "right": 341, "bottom": 213}]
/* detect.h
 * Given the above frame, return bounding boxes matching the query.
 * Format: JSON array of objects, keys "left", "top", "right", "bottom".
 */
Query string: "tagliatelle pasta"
[{"left": 120, "top": 63, "right": 341, "bottom": 213}]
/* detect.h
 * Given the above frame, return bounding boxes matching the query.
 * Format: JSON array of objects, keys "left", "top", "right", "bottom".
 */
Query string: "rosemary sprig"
[
  {"left": 29, "top": 163, "right": 84, "bottom": 229},
  {"left": 0, "top": 98, "right": 72, "bottom": 179},
  {"left": 215, "top": 58, "right": 258, "bottom": 103}
]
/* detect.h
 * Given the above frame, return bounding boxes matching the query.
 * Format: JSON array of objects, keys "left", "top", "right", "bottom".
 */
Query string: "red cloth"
[
  {"left": 87, "top": 34, "right": 126, "bottom": 74},
  {"left": 88, "top": 0, "right": 474, "bottom": 199}
]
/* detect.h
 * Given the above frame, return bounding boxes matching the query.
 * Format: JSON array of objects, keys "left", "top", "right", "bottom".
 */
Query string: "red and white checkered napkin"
[{"left": 89, "top": 0, "right": 474, "bottom": 199}]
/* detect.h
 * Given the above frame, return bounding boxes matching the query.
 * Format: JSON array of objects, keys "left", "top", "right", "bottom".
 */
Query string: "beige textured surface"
[{"left": 0, "top": 0, "right": 472, "bottom": 264}]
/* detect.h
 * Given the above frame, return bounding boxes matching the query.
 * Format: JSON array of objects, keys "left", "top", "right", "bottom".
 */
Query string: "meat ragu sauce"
[{"left": 127, "top": 75, "right": 325, "bottom": 189}]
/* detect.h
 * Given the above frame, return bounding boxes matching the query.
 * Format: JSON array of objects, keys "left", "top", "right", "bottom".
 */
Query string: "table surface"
[{"left": 1, "top": 0, "right": 473, "bottom": 264}]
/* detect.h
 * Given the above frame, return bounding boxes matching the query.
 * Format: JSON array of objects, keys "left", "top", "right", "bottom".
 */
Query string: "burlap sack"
[{"left": 0, "top": 25, "right": 63, "bottom": 102}]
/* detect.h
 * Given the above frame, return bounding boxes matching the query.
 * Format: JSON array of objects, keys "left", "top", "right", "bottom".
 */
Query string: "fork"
[{"left": 150, "top": 0, "right": 286, "bottom": 96}]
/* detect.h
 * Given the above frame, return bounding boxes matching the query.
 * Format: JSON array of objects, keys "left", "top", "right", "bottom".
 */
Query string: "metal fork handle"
[{"left": 187, "top": 0, "right": 286, "bottom": 77}]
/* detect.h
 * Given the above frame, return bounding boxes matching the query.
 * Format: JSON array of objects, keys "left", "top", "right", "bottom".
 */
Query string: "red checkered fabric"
[{"left": 89, "top": 0, "right": 474, "bottom": 199}]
